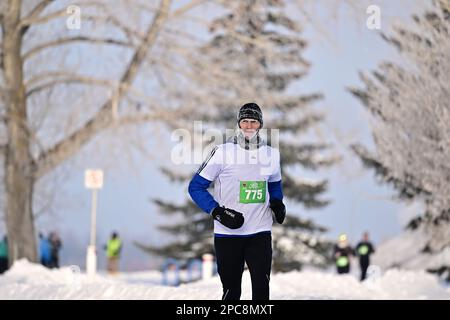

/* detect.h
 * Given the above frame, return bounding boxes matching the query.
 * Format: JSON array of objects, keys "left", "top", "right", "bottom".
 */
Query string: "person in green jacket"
[
  {"left": 0, "top": 236, "right": 8, "bottom": 274},
  {"left": 105, "top": 231, "right": 122, "bottom": 274}
]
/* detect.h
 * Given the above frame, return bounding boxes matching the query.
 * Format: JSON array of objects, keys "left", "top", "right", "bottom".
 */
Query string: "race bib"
[
  {"left": 239, "top": 181, "right": 266, "bottom": 203},
  {"left": 358, "top": 245, "right": 369, "bottom": 255},
  {"left": 336, "top": 256, "right": 349, "bottom": 267}
]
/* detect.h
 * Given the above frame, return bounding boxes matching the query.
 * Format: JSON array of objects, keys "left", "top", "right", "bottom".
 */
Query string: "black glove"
[
  {"left": 270, "top": 199, "right": 286, "bottom": 224},
  {"left": 211, "top": 206, "right": 244, "bottom": 229}
]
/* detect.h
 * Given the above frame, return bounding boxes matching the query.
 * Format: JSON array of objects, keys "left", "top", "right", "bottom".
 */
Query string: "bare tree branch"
[
  {"left": 20, "top": 0, "right": 56, "bottom": 34},
  {"left": 20, "top": 1, "right": 113, "bottom": 28},
  {"left": 23, "top": 36, "right": 133, "bottom": 61},
  {"left": 26, "top": 75, "right": 115, "bottom": 97},
  {"left": 170, "top": 0, "right": 209, "bottom": 17},
  {"left": 20, "top": 1, "right": 119, "bottom": 31},
  {"left": 35, "top": 0, "right": 171, "bottom": 179},
  {"left": 21, "top": 8, "right": 67, "bottom": 30},
  {"left": 116, "top": 110, "right": 181, "bottom": 126},
  {"left": 23, "top": 0, "right": 54, "bottom": 22},
  {"left": 25, "top": 71, "right": 114, "bottom": 88},
  {"left": 25, "top": 71, "right": 157, "bottom": 100},
  {"left": 82, "top": 14, "right": 146, "bottom": 43},
  {"left": 439, "top": 0, "right": 450, "bottom": 12},
  {"left": 19, "top": 0, "right": 206, "bottom": 43}
]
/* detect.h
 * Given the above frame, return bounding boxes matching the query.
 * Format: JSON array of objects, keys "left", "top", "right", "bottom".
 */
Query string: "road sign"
[
  {"left": 85, "top": 169, "right": 103, "bottom": 189},
  {"left": 84, "top": 169, "right": 103, "bottom": 276}
]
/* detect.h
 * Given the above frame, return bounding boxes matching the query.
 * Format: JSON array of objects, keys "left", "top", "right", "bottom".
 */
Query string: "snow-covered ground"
[{"left": 0, "top": 260, "right": 449, "bottom": 299}]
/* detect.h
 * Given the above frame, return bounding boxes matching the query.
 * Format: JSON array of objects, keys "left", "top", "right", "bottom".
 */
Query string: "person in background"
[
  {"left": 333, "top": 233, "right": 354, "bottom": 275},
  {"left": 39, "top": 233, "right": 51, "bottom": 268},
  {"left": 356, "top": 231, "right": 375, "bottom": 281},
  {"left": 48, "top": 232, "right": 62, "bottom": 268},
  {"left": 0, "top": 236, "right": 8, "bottom": 274},
  {"left": 105, "top": 231, "right": 122, "bottom": 274}
]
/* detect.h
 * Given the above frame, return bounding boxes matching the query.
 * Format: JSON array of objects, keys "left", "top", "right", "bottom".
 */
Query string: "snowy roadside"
[{"left": 0, "top": 260, "right": 449, "bottom": 300}]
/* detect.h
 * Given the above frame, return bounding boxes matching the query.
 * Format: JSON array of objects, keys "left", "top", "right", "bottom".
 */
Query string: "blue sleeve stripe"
[
  {"left": 268, "top": 180, "right": 283, "bottom": 201},
  {"left": 188, "top": 173, "right": 219, "bottom": 214}
]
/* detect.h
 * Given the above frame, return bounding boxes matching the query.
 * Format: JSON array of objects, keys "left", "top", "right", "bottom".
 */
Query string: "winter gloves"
[
  {"left": 211, "top": 206, "right": 245, "bottom": 229},
  {"left": 270, "top": 199, "right": 286, "bottom": 224},
  {"left": 211, "top": 200, "right": 286, "bottom": 229}
]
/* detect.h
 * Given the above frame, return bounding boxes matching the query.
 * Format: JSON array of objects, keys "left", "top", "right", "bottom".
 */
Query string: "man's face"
[{"left": 239, "top": 119, "right": 261, "bottom": 138}]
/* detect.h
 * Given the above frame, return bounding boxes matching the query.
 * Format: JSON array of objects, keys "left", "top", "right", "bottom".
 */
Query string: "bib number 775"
[
  {"left": 240, "top": 181, "right": 266, "bottom": 203},
  {"left": 244, "top": 189, "right": 263, "bottom": 200}
]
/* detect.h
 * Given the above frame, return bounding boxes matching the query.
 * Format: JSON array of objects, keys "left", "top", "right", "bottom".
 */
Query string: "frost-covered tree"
[
  {"left": 140, "top": 0, "right": 337, "bottom": 272},
  {"left": 349, "top": 0, "right": 450, "bottom": 280},
  {"left": 0, "top": 0, "right": 174, "bottom": 263},
  {"left": 0, "top": 0, "right": 228, "bottom": 265}
]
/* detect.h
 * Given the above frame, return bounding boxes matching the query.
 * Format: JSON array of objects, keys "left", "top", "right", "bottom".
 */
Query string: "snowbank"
[
  {"left": 373, "top": 230, "right": 450, "bottom": 272},
  {"left": 0, "top": 259, "right": 448, "bottom": 299}
]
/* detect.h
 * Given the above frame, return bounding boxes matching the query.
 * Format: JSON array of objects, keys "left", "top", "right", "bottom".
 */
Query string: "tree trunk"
[{"left": 2, "top": 0, "right": 37, "bottom": 265}]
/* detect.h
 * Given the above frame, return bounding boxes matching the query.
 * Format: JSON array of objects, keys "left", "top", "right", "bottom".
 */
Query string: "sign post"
[
  {"left": 85, "top": 169, "right": 103, "bottom": 276},
  {"left": 202, "top": 253, "right": 214, "bottom": 280}
]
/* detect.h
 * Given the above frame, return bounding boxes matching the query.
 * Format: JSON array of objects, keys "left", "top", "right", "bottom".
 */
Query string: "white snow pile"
[
  {"left": 0, "top": 259, "right": 449, "bottom": 300},
  {"left": 373, "top": 230, "right": 450, "bottom": 275}
]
